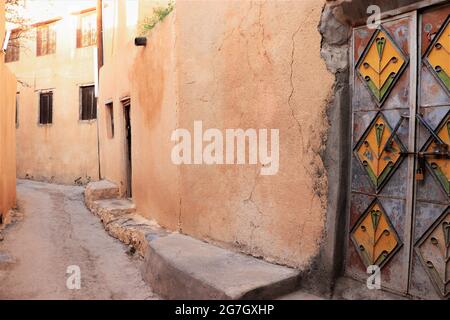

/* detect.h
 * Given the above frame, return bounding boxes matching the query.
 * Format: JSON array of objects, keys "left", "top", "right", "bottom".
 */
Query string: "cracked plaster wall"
[
  {"left": 174, "top": 0, "right": 333, "bottom": 269},
  {"left": 0, "top": 1, "right": 17, "bottom": 223},
  {"left": 99, "top": 0, "right": 335, "bottom": 269}
]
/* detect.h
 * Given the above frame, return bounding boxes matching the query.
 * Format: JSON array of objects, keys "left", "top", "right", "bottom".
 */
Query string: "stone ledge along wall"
[
  {"left": 0, "top": 0, "right": 17, "bottom": 224},
  {"left": 99, "top": 0, "right": 334, "bottom": 269}
]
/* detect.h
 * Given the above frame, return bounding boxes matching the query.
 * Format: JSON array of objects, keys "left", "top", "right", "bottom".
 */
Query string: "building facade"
[
  {"left": 0, "top": 0, "right": 17, "bottom": 225},
  {"left": 3, "top": 0, "right": 449, "bottom": 300},
  {"left": 97, "top": 0, "right": 450, "bottom": 300},
  {"left": 6, "top": 0, "right": 99, "bottom": 185},
  {"left": 98, "top": 0, "right": 332, "bottom": 274}
]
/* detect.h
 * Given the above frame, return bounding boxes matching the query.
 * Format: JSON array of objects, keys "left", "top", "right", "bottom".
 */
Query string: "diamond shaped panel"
[
  {"left": 356, "top": 27, "right": 409, "bottom": 106},
  {"left": 422, "top": 112, "right": 450, "bottom": 196},
  {"left": 354, "top": 113, "right": 406, "bottom": 192},
  {"left": 425, "top": 16, "right": 450, "bottom": 95},
  {"left": 351, "top": 199, "right": 402, "bottom": 269},
  {"left": 415, "top": 208, "right": 450, "bottom": 298}
]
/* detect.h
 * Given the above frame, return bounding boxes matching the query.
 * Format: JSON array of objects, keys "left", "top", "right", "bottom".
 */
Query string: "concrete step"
[
  {"left": 84, "top": 180, "right": 120, "bottom": 207},
  {"left": 83, "top": 188, "right": 302, "bottom": 300},
  {"left": 91, "top": 199, "right": 136, "bottom": 225},
  {"left": 141, "top": 233, "right": 301, "bottom": 300},
  {"left": 105, "top": 214, "right": 169, "bottom": 257}
]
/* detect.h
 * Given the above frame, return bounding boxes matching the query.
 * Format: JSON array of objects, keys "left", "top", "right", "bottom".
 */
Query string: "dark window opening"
[
  {"left": 15, "top": 93, "right": 19, "bottom": 127},
  {"left": 123, "top": 99, "right": 132, "bottom": 198},
  {"left": 80, "top": 85, "right": 97, "bottom": 120},
  {"left": 106, "top": 102, "right": 114, "bottom": 138},
  {"left": 36, "top": 23, "right": 56, "bottom": 56},
  {"left": 39, "top": 92, "right": 53, "bottom": 125}
]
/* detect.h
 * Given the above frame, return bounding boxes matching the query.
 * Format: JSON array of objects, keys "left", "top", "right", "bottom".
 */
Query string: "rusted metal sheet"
[
  {"left": 420, "top": 65, "right": 450, "bottom": 107},
  {"left": 348, "top": 14, "right": 415, "bottom": 295},
  {"left": 421, "top": 7, "right": 450, "bottom": 57}
]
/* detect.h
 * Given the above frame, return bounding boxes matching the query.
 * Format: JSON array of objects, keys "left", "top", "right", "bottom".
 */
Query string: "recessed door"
[{"left": 123, "top": 99, "right": 132, "bottom": 198}]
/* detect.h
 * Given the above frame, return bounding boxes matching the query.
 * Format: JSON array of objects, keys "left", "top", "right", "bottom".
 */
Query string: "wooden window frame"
[
  {"left": 5, "top": 30, "right": 20, "bottom": 63},
  {"left": 79, "top": 85, "right": 97, "bottom": 121},
  {"left": 76, "top": 11, "right": 97, "bottom": 48},
  {"left": 39, "top": 91, "right": 53, "bottom": 125},
  {"left": 36, "top": 23, "right": 57, "bottom": 56}
]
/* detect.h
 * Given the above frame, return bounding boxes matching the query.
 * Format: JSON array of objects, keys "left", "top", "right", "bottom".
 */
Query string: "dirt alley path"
[{"left": 0, "top": 179, "right": 158, "bottom": 300}]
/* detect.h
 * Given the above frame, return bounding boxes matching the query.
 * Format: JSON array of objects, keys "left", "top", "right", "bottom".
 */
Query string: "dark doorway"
[{"left": 123, "top": 99, "right": 132, "bottom": 198}]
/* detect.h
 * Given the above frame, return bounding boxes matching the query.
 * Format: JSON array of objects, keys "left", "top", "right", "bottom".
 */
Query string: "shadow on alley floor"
[{"left": 0, "top": 179, "right": 159, "bottom": 300}]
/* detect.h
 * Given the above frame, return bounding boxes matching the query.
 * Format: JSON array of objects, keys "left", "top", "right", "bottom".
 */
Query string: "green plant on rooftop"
[{"left": 140, "top": 1, "right": 175, "bottom": 35}]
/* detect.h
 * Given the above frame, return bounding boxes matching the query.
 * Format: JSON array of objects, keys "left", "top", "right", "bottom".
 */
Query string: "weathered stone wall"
[
  {"left": 0, "top": 1, "right": 17, "bottom": 223},
  {"left": 99, "top": 0, "right": 335, "bottom": 269}
]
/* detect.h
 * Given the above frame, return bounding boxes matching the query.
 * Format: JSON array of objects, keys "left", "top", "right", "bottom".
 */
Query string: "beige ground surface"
[{"left": 0, "top": 180, "right": 158, "bottom": 300}]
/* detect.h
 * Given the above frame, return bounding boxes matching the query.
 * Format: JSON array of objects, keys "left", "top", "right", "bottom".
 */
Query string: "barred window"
[
  {"left": 39, "top": 92, "right": 53, "bottom": 125},
  {"left": 77, "top": 12, "right": 97, "bottom": 48},
  {"left": 36, "top": 23, "right": 56, "bottom": 56},
  {"left": 80, "top": 86, "right": 97, "bottom": 120},
  {"left": 5, "top": 30, "right": 20, "bottom": 63}
]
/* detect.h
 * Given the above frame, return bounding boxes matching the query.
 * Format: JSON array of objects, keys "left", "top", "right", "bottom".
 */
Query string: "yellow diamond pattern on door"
[
  {"left": 423, "top": 114, "right": 450, "bottom": 196},
  {"left": 351, "top": 200, "right": 402, "bottom": 268},
  {"left": 357, "top": 28, "right": 407, "bottom": 105},
  {"left": 415, "top": 209, "right": 450, "bottom": 298},
  {"left": 355, "top": 113, "right": 405, "bottom": 191},
  {"left": 425, "top": 16, "right": 450, "bottom": 93}
]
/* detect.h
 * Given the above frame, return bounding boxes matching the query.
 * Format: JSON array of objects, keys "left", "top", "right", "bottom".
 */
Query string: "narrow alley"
[
  {"left": 0, "top": 180, "right": 158, "bottom": 300},
  {"left": 1, "top": 0, "right": 449, "bottom": 306}
]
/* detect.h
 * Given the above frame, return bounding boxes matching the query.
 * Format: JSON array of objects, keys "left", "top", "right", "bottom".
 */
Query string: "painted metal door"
[
  {"left": 347, "top": 5, "right": 450, "bottom": 299},
  {"left": 409, "top": 5, "right": 450, "bottom": 300}
]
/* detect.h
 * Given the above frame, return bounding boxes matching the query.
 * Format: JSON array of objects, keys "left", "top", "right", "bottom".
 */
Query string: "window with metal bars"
[
  {"left": 39, "top": 92, "right": 53, "bottom": 125},
  {"left": 80, "top": 86, "right": 97, "bottom": 120},
  {"left": 77, "top": 12, "right": 97, "bottom": 48},
  {"left": 5, "top": 31, "right": 20, "bottom": 63},
  {"left": 36, "top": 23, "right": 56, "bottom": 56}
]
